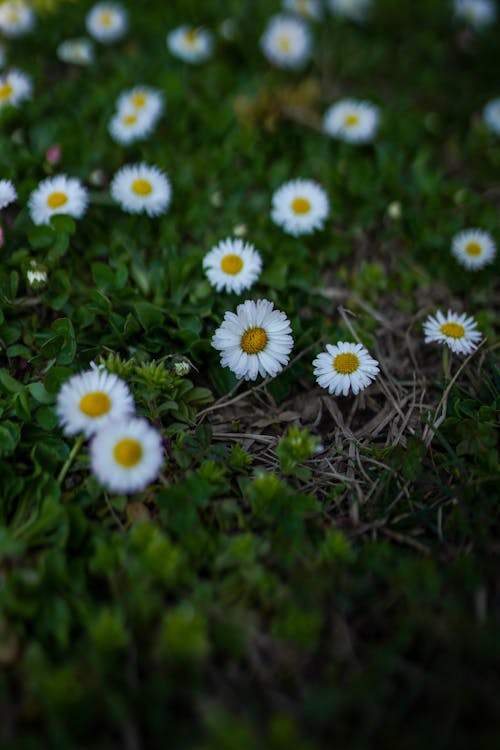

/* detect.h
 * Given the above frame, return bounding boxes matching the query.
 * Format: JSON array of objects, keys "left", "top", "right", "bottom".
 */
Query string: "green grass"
[{"left": 0, "top": 0, "right": 499, "bottom": 747}]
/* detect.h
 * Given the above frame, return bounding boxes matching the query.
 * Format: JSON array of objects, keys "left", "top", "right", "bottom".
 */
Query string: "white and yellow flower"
[
  {"left": 0, "top": 1, "right": 35, "bottom": 37},
  {"left": 212, "top": 299, "right": 293, "bottom": 381},
  {"left": 0, "top": 68, "right": 32, "bottom": 109},
  {"left": 451, "top": 229, "right": 496, "bottom": 270},
  {"left": 313, "top": 342, "right": 380, "bottom": 396},
  {"left": 90, "top": 417, "right": 164, "bottom": 494},
  {"left": 271, "top": 178, "right": 329, "bottom": 236},
  {"left": 108, "top": 107, "right": 157, "bottom": 145},
  {"left": 86, "top": 2, "right": 128, "bottom": 43},
  {"left": 0, "top": 179, "right": 17, "bottom": 209},
  {"left": 116, "top": 86, "right": 164, "bottom": 122},
  {"left": 28, "top": 174, "right": 89, "bottom": 226},
  {"left": 324, "top": 99, "right": 379, "bottom": 143},
  {"left": 329, "top": 0, "right": 372, "bottom": 22},
  {"left": 166, "top": 25, "right": 213, "bottom": 64},
  {"left": 282, "top": 0, "right": 322, "bottom": 21},
  {"left": 111, "top": 163, "right": 172, "bottom": 216},
  {"left": 454, "top": 0, "right": 496, "bottom": 29},
  {"left": 57, "top": 368, "right": 135, "bottom": 437},
  {"left": 260, "top": 14, "right": 312, "bottom": 69},
  {"left": 423, "top": 310, "right": 483, "bottom": 355},
  {"left": 483, "top": 98, "right": 500, "bottom": 135},
  {"left": 203, "top": 238, "right": 262, "bottom": 294},
  {"left": 57, "top": 38, "right": 95, "bottom": 66}
]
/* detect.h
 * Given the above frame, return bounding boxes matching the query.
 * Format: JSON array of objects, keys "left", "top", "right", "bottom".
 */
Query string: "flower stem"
[
  {"left": 442, "top": 346, "right": 451, "bottom": 381},
  {"left": 57, "top": 433, "right": 85, "bottom": 486}
]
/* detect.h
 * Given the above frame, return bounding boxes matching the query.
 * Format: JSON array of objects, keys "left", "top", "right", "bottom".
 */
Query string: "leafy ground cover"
[{"left": 0, "top": 0, "right": 499, "bottom": 747}]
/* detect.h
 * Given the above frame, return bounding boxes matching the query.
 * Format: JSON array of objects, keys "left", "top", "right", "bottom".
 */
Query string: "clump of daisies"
[
  {"left": 313, "top": 342, "right": 380, "bottom": 397},
  {"left": 212, "top": 299, "right": 294, "bottom": 381},
  {"left": 167, "top": 25, "right": 214, "bottom": 64},
  {"left": 0, "top": 68, "right": 32, "bottom": 110},
  {"left": 271, "top": 178, "right": 329, "bottom": 236},
  {"left": 329, "top": 0, "right": 372, "bottom": 22},
  {"left": 282, "top": 0, "right": 323, "bottom": 21},
  {"left": 453, "top": 0, "right": 496, "bottom": 30},
  {"left": 0, "top": 0, "right": 35, "bottom": 37},
  {"left": 86, "top": 1, "right": 128, "bottom": 44},
  {"left": 483, "top": 98, "right": 500, "bottom": 136},
  {"left": 324, "top": 99, "right": 380, "bottom": 144},
  {"left": 110, "top": 163, "right": 172, "bottom": 216},
  {"left": 423, "top": 310, "right": 483, "bottom": 355},
  {"left": 203, "top": 237, "right": 262, "bottom": 294},
  {"left": 28, "top": 175, "right": 89, "bottom": 226},
  {"left": 109, "top": 86, "right": 164, "bottom": 145},
  {"left": 57, "top": 38, "right": 95, "bottom": 66},
  {"left": 57, "top": 366, "right": 163, "bottom": 494},
  {"left": 0, "top": 179, "right": 17, "bottom": 210},
  {"left": 260, "top": 14, "right": 312, "bottom": 70},
  {"left": 451, "top": 229, "right": 496, "bottom": 270}
]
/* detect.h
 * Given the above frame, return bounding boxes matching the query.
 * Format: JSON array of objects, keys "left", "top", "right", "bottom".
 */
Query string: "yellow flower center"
[
  {"left": 333, "top": 352, "right": 359, "bottom": 374},
  {"left": 0, "top": 82, "right": 13, "bottom": 101},
  {"left": 131, "top": 178, "right": 152, "bottom": 196},
  {"left": 296, "top": 0, "right": 308, "bottom": 14},
  {"left": 113, "top": 438, "right": 143, "bottom": 468},
  {"left": 241, "top": 327, "right": 268, "bottom": 354},
  {"left": 7, "top": 11, "right": 20, "bottom": 24},
  {"left": 131, "top": 92, "right": 147, "bottom": 107},
  {"left": 344, "top": 113, "right": 360, "bottom": 127},
  {"left": 99, "top": 10, "right": 113, "bottom": 27},
  {"left": 123, "top": 113, "right": 138, "bottom": 125},
  {"left": 79, "top": 391, "right": 111, "bottom": 417},
  {"left": 440, "top": 322, "right": 465, "bottom": 339},
  {"left": 278, "top": 35, "right": 291, "bottom": 53},
  {"left": 47, "top": 191, "right": 68, "bottom": 209},
  {"left": 291, "top": 197, "right": 311, "bottom": 215},
  {"left": 465, "top": 241, "right": 482, "bottom": 257},
  {"left": 220, "top": 254, "right": 243, "bottom": 275},
  {"left": 185, "top": 29, "right": 198, "bottom": 46}
]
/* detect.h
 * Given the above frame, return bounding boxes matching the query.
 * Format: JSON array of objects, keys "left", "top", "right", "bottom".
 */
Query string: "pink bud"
[{"left": 46, "top": 144, "right": 61, "bottom": 165}]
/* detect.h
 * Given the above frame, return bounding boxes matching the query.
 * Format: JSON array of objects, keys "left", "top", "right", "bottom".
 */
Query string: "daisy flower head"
[
  {"left": 90, "top": 417, "right": 164, "bottom": 494},
  {"left": 324, "top": 99, "right": 379, "bottom": 144},
  {"left": 57, "top": 368, "right": 135, "bottom": 437},
  {"left": 313, "top": 342, "right": 380, "bottom": 396},
  {"left": 282, "top": 0, "right": 323, "bottom": 21},
  {"left": 212, "top": 299, "right": 294, "bottom": 381},
  {"left": 86, "top": 2, "right": 128, "bottom": 44},
  {"left": 483, "top": 98, "right": 500, "bottom": 135},
  {"left": 0, "top": 68, "right": 32, "bottom": 109},
  {"left": 329, "top": 0, "right": 373, "bottom": 22},
  {"left": 260, "top": 14, "right": 312, "bottom": 70},
  {"left": 166, "top": 25, "right": 214, "bottom": 64},
  {"left": 203, "top": 237, "right": 263, "bottom": 294},
  {"left": 28, "top": 175, "right": 88, "bottom": 226},
  {"left": 116, "top": 86, "right": 164, "bottom": 122},
  {"left": 57, "top": 38, "right": 95, "bottom": 66},
  {"left": 0, "top": 1, "right": 35, "bottom": 37},
  {"left": 451, "top": 229, "right": 496, "bottom": 270},
  {"left": 111, "top": 163, "right": 172, "bottom": 217},
  {"left": 423, "top": 310, "right": 483, "bottom": 355},
  {"left": 454, "top": 0, "right": 496, "bottom": 29},
  {"left": 0, "top": 179, "right": 17, "bottom": 209},
  {"left": 271, "top": 178, "right": 329, "bottom": 236},
  {"left": 108, "top": 107, "right": 157, "bottom": 145}
]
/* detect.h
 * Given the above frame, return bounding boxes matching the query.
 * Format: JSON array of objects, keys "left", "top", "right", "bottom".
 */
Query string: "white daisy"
[
  {"left": 86, "top": 2, "right": 128, "bottom": 44},
  {"left": 423, "top": 310, "right": 483, "bottom": 355},
  {"left": 483, "top": 98, "right": 500, "bottom": 135},
  {"left": 0, "top": 1, "right": 35, "bottom": 37},
  {"left": 282, "top": 0, "right": 323, "bottom": 21},
  {"left": 0, "top": 68, "right": 32, "bottom": 109},
  {"left": 212, "top": 298, "right": 293, "bottom": 381},
  {"left": 260, "top": 14, "right": 312, "bottom": 70},
  {"left": 57, "top": 368, "right": 135, "bottom": 437},
  {"left": 108, "top": 107, "right": 157, "bottom": 145},
  {"left": 329, "top": 0, "right": 372, "bottom": 22},
  {"left": 203, "top": 238, "right": 262, "bottom": 294},
  {"left": 57, "top": 38, "right": 95, "bottom": 66},
  {"left": 166, "top": 25, "right": 214, "bottom": 64},
  {"left": 90, "top": 417, "right": 164, "bottom": 494},
  {"left": 271, "top": 178, "right": 329, "bottom": 236},
  {"left": 28, "top": 175, "right": 88, "bottom": 226},
  {"left": 110, "top": 163, "right": 172, "bottom": 217},
  {"left": 0, "top": 179, "right": 17, "bottom": 209},
  {"left": 323, "top": 99, "right": 379, "bottom": 144},
  {"left": 313, "top": 342, "right": 379, "bottom": 396},
  {"left": 451, "top": 229, "right": 496, "bottom": 270},
  {"left": 454, "top": 0, "right": 496, "bottom": 29},
  {"left": 116, "top": 86, "right": 164, "bottom": 122}
]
